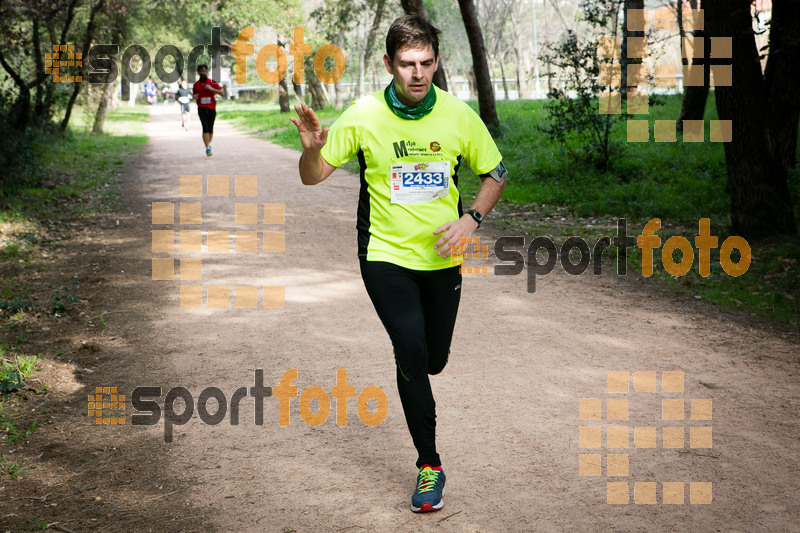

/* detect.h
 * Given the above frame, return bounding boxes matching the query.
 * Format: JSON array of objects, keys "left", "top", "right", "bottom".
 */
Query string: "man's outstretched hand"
[{"left": 291, "top": 103, "right": 329, "bottom": 151}]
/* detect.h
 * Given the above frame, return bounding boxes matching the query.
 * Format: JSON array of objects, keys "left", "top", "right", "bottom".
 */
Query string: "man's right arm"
[
  {"left": 298, "top": 149, "right": 337, "bottom": 185},
  {"left": 291, "top": 103, "right": 338, "bottom": 185}
]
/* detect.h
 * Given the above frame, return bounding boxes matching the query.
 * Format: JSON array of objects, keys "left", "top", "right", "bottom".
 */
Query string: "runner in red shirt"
[{"left": 192, "top": 64, "right": 224, "bottom": 157}]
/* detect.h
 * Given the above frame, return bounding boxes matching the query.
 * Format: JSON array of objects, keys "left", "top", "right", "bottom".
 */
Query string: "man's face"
[
  {"left": 383, "top": 45, "right": 438, "bottom": 107},
  {"left": 197, "top": 66, "right": 208, "bottom": 79}
]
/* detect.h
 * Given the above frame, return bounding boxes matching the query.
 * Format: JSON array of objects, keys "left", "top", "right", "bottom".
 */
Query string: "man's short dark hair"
[
  {"left": 386, "top": 15, "right": 440, "bottom": 62},
  {"left": 196, "top": 64, "right": 208, "bottom": 72}
]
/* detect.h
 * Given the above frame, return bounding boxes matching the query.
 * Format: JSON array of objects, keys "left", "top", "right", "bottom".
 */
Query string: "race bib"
[
  {"left": 200, "top": 97, "right": 211, "bottom": 104},
  {"left": 178, "top": 96, "right": 190, "bottom": 104},
  {"left": 390, "top": 161, "right": 450, "bottom": 204}
]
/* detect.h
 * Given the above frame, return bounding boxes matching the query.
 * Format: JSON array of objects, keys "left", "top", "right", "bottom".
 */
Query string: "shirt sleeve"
[
  {"left": 459, "top": 105, "right": 503, "bottom": 176},
  {"left": 320, "top": 103, "right": 362, "bottom": 168}
]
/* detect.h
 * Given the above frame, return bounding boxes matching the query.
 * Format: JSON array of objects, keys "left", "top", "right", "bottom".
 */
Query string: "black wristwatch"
[{"left": 465, "top": 209, "right": 483, "bottom": 228}]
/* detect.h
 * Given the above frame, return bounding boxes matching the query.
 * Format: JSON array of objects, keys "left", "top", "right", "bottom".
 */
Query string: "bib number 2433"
[{"left": 390, "top": 161, "right": 450, "bottom": 204}]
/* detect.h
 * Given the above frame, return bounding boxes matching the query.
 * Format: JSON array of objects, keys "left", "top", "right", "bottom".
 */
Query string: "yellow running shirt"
[{"left": 320, "top": 85, "right": 503, "bottom": 270}]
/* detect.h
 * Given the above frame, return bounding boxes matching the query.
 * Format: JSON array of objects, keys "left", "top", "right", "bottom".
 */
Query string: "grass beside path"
[
  {"left": 1, "top": 107, "right": 148, "bottom": 224},
  {"left": 0, "top": 105, "right": 148, "bottom": 381},
  {"left": 218, "top": 98, "right": 799, "bottom": 328}
]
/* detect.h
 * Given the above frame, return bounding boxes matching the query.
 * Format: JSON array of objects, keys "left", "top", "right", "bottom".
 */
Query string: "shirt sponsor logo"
[{"left": 393, "top": 140, "right": 408, "bottom": 158}]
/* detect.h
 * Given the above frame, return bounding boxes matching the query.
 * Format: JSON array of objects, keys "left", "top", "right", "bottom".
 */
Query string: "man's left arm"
[
  {"left": 207, "top": 80, "right": 225, "bottom": 96},
  {"left": 433, "top": 169, "right": 506, "bottom": 258}
]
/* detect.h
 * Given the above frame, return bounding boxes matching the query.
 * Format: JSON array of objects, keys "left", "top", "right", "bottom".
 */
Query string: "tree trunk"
[
  {"left": 276, "top": 35, "right": 291, "bottom": 112},
  {"left": 457, "top": 0, "right": 500, "bottom": 134},
  {"left": 678, "top": 85, "right": 709, "bottom": 127},
  {"left": 400, "top": 0, "right": 449, "bottom": 91},
  {"left": 764, "top": 0, "right": 800, "bottom": 170},
  {"left": 278, "top": 77, "right": 291, "bottom": 112},
  {"left": 679, "top": 0, "right": 709, "bottom": 126},
  {"left": 546, "top": 59, "right": 553, "bottom": 93},
  {"left": 547, "top": 0, "right": 570, "bottom": 30},
  {"left": 705, "top": 0, "right": 797, "bottom": 237},
  {"left": 334, "top": 31, "right": 345, "bottom": 109},
  {"left": 309, "top": 80, "right": 326, "bottom": 110},
  {"left": 355, "top": 15, "right": 366, "bottom": 99},
  {"left": 467, "top": 68, "right": 478, "bottom": 99},
  {"left": 363, "top": 0, "right": 387, "bottom": 85},
  {"left": 292, "top": 80, "right": 303, "bottom": 103},
  {"left": 92, "top": 74, "right": 116, "bottom": 134},
  {"left": 43, "top": 22, "right": 59, "bottom": 120},
  {"left": 510, "top": 4, "right": 531, "bottom": 99},
  {"left": 621, "top": 0, "right": 644, "bottom": 95},
  {"left": 33, "top": 19, "right": 46, "bottom": 120},
  {"left": 0, "top": 50, "right": 47, "bottom": 131},
  {"left": 92, "top": 21, "right": 124, "bottom": 135},
  {"left": 306, "top": 57, "right": 327, "bottom": 110},
  {"left": 61, "top": 0, "right": 106, "bottom": 132},
  {"left": 499, "top": 56, "right": 509, "bottom": 100},
  {"left": 41, "top": 0, "right": 79, "bottom": 121}
]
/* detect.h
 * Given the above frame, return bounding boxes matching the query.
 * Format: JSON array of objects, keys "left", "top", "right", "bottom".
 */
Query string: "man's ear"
[{"left": 383, "top": 54, "right": 393, "bottom": 75}]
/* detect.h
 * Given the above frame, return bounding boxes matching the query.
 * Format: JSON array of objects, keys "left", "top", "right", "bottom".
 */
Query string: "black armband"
[{"left": 481, "top": 162, "right": 508, "bottom": 183}]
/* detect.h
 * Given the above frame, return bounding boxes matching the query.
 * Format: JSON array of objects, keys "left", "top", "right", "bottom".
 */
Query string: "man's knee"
[
  {"left": 394, "top": 343, "right": 428, "bottom": 382},
  {"left": 427, "top": 350, "right": 449, "bottom": 375}
]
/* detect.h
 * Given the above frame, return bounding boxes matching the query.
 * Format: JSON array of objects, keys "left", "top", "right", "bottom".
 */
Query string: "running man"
[
  {"left": 192, "top": 64, "right": 224, "bottom": 157},
  {"left": 144, "top": 78, "right": 157, "bottom": 105},
  {"left": 176, "top": 78, "right": 192, "bottom": 132},
  {"left": 291, "top": 15, "right": 506, "bottom": 513}
]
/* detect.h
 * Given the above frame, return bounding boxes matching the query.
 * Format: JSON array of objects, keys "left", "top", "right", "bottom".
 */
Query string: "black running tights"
[{"left": 359, "top": 258, "right": 461, "bottom": 468}]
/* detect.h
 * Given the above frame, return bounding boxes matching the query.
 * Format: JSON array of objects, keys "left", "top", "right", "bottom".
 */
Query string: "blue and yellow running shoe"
[{"left": 410, "top": 465, "right": 445, "bottom": 512}]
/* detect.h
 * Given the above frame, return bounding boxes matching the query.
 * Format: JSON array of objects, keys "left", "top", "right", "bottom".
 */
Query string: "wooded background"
[{"left": 1, "top": 0, "right": 798, "bottom": 238}]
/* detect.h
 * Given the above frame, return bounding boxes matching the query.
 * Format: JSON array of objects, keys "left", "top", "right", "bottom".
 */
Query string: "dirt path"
[{"left": 51, "top": 105, "right": 800, "bottom": 532}]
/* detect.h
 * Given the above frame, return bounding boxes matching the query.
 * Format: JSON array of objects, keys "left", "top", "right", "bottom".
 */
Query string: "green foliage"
[
  {"left": 217, "top": 103, "right": 361, "bottom": 174},
  {"left": 542, "top": 30, "right": 624, "bottom": 170},
  {"left": 624, "top": 233, "right": 800, "bottom": 324},
  {"left": 452, "top": 96, "right": 728, "bottom": 223},
  {"left": 0, "top": 354, "right": 39, "bottom": 394},
  {"left": 1, "top": 107, "right": 147, "bottom": 224},
  {"left": 0, "top": 455, "right": 31, "bottom": 478},
  {"left": 0, "top": 412, "right": 38, "bottom": 444},
  {"left": 51, "top": 290, "right": 80, "bottom": 315},
  {"left": 542, "top": 0, "right": 625, "bottom": 170},
  {"left": 0, "top": 117, "right": 61, "bottom": 195}
]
